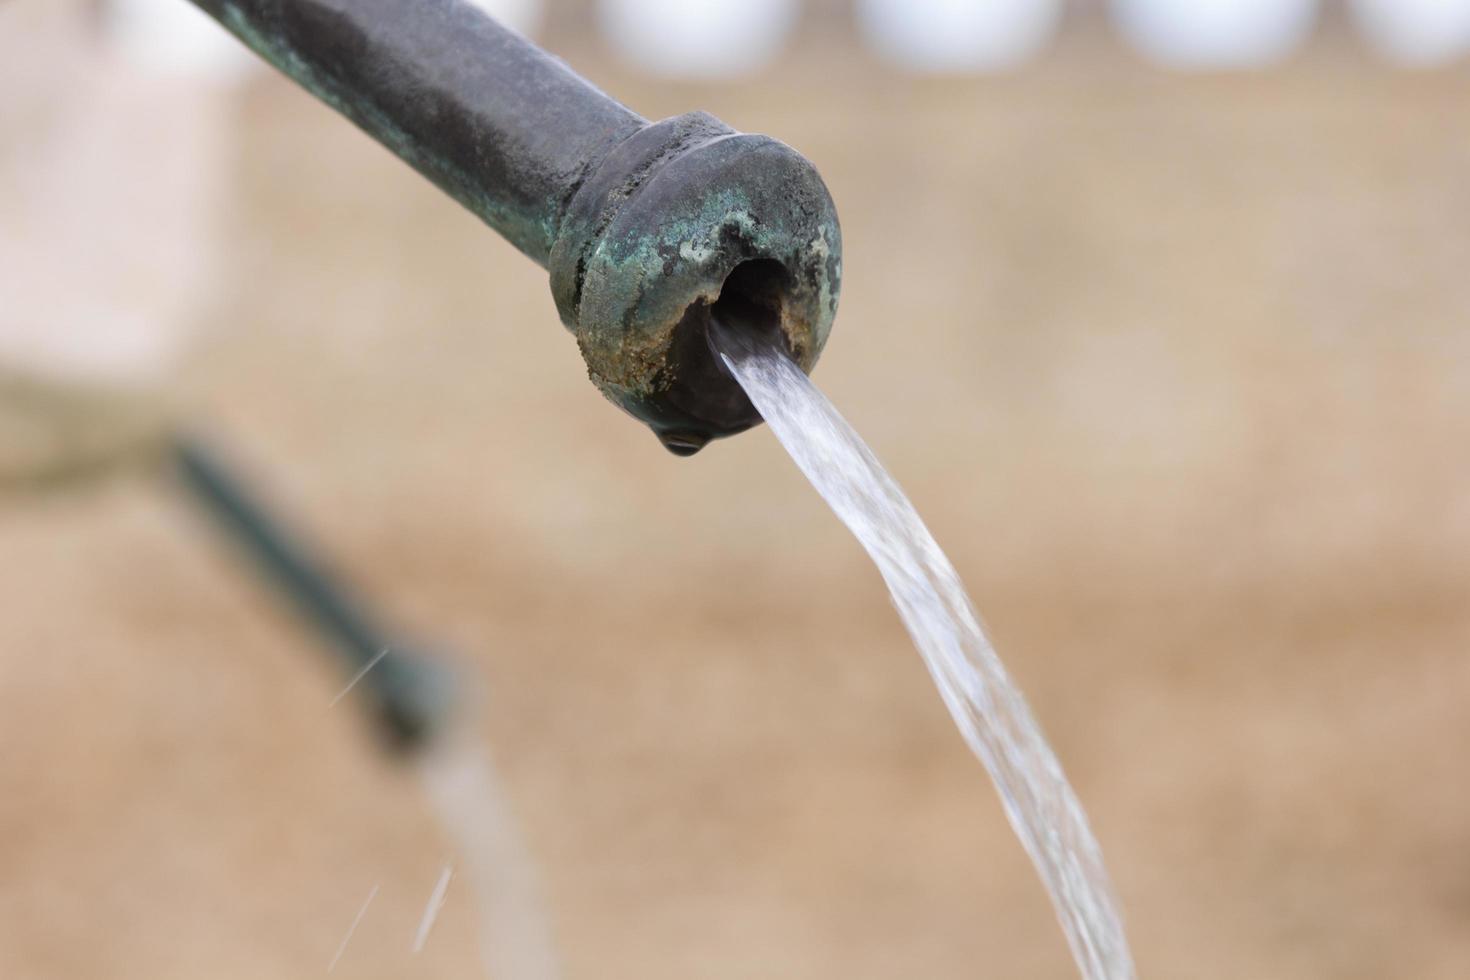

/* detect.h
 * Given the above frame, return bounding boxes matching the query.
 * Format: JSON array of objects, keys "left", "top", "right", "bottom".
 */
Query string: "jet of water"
[
  {"left": 417, "top": 731, "right": 562, "bottom": 979},
  {"left": 713, "top": 322, "right": 1136, "bottom": 980}
]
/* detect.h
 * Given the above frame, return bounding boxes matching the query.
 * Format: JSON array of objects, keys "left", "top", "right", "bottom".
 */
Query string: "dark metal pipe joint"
[{"left": 191, "top": 0, "right": 842, "bottom": 454}]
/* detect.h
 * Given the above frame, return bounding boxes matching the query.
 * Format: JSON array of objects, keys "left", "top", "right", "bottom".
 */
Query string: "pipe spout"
[{"left": 188, "top": 0, "right": 841, "bottom": 453}]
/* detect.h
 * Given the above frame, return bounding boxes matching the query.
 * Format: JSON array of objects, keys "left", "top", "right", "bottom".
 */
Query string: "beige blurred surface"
[{"left": 4, "top": 28, "right": 1470, "bottom": 980}]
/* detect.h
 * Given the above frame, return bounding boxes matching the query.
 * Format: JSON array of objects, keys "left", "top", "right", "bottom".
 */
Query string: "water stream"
[
  {"left": 713, "top": 322, "right": 1136, "bottom": 980},
  {"left": 417, "top": 731, "right": 561, "bottom": 980}
]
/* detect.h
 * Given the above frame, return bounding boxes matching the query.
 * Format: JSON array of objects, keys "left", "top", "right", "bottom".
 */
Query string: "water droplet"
[{"left": 658, "top": 430, "right": 709, "bottom": 456}]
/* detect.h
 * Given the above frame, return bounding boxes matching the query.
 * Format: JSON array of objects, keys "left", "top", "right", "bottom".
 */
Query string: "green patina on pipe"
[{"left": 188, "top": 0, "right": 842, "bottom": 454}]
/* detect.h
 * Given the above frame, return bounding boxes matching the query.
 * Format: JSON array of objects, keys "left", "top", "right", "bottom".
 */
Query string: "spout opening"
[
  {"left": 711, "top": 258, "right": 790, "bottom": 351},
  {"left": 651, "top": 260, "right": 792, "bottom": 452}
]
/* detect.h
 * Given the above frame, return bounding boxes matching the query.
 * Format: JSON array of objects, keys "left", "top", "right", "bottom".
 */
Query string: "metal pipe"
[
  {"left": 172, "top": 432, "right": 453, "bottom": 750},
  {"left": 187, "top": 0, "right": 842, "bottom": 454}
]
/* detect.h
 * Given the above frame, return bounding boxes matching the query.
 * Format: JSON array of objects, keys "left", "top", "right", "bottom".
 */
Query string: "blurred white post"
[
  {"left": 1348, "top": 0, "right": 1470, "bottom": 67},
  {"left": 106, "top": 0, "right": 259, "bottom": 81},
  {"left": 598, "top": 0, "right": 800, "bottom": 79},
  {"left": 0, "top": 0, "right": 246, "bottom": 481},
  {"left": 856, "top": 0, "right": 1063, "bottom": 73},
  {"left": 465, "top": 0, "right": 546, "bottom": 39},
  {"left": 1110, "top": 0, "right": 1320, "bottom": 69}
]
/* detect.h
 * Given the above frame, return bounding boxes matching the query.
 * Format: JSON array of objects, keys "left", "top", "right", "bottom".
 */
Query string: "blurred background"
[{"left": 4, "top": 0, "right": 1470, "bottom": 977}]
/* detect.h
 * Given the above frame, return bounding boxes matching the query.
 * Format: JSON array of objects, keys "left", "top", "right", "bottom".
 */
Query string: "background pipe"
[
  {"left": 172, "top": 432, "right": 454, "bottom": 750},
  {"left": 187, "top": 0, "right": 842, "bottom": 454}
]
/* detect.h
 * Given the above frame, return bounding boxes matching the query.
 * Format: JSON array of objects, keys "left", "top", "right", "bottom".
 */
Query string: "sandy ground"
[{"left": 4, "top": 29, "right": 1470, "bottom": 980}]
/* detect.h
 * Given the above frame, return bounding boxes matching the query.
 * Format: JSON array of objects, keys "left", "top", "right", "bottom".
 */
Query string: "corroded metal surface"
[
  {"left": 548, "top": 112, "right": 841, "bottom": 452},
  {"left": 191, "top": 0, "right": 644, "bottom": 263},
  {"left": 190, "top": 0, "right": 841, "bottom": 453}
]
